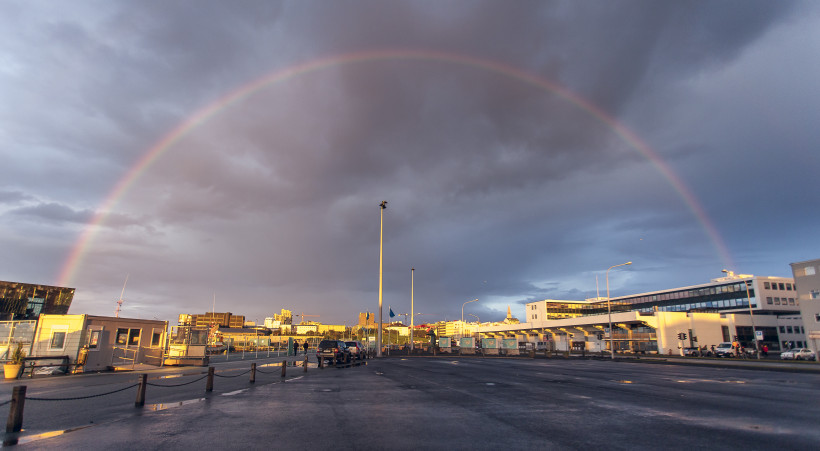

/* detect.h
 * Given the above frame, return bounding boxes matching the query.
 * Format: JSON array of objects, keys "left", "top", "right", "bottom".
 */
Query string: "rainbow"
[{"left": 57, "top": 49, "right": 734, "bottom": 287}]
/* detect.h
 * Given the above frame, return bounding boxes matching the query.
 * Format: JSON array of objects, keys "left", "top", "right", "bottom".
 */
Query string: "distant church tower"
[{"left": 503, "top": 305, "right": 520, "bottom": 324}]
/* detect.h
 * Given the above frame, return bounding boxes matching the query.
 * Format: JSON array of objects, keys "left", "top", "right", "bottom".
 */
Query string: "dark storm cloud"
[{"left": 0, "top": 1, "right": 815, "bottom": 325}]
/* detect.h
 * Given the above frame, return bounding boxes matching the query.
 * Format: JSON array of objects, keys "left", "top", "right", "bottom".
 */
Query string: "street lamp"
[
  {"left": 468, "top": 313, "right": 480, "bottom": 343},
  {"left": 410, "top": 268, "right": 415, "bottom": 352},
  {"left": 462, "top": 299, "right": 478, "bottom": 338},
  {"left": 607, "top": 261, "right": 632, "bottom": 360},
  {"left": 377, "top": 200, "right": 387, "bottom": 358},
  {"left": 722, "top": 269, "right": 760, "bottom": 359}
]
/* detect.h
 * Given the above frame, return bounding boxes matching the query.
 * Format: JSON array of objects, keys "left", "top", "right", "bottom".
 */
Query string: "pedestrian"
[
  {"left": 710, "top": 344, "right": 716, "bottom": 356},
  {"left": 762, "top": 344, "right": 768, "bottom": 357},
  {"left": 302, "top": 341, "right": 308, "bottom": 356},
  {"left": 293, "top": 341, "right": 299, "bottom": 356}
]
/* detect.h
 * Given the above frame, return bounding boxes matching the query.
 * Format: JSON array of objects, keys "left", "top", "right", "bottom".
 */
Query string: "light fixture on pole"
[
  {"left": 462, "top": 299, "right": 478, "bottom": 338},
  {"left": 410, "top": 268, "right": 415, "bottom": 352},
  {"left": 377, "top": 200, "right": 387, "bottom": 358},
  {"left": 606, "top": 261, "right": 632, "bottom": 360},
  {"left": 722, "top": 269, "right": 760, "bottom": 359}
]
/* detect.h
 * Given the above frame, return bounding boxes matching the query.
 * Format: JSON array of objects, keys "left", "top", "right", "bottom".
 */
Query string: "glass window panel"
[{"left": 50, "top": 331, "right": 66, "bottom": 349}]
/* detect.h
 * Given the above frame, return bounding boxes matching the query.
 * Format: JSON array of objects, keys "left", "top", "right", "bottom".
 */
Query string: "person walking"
[
  {"left": 293, "top": 340, "right": 299, "bottom": 356},
  {"left": 302, "top": 341, "right": 309, "bottom": 356},
  {"left": 762, "top": 344, "right": 769, "bottom": 357}
]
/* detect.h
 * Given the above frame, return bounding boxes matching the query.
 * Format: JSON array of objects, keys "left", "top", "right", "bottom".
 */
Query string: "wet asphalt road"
[{"left": 6, "top": 357, "right": 820, "bottom": 450}]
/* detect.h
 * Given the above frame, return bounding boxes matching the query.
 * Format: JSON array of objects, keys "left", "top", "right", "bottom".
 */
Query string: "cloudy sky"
[{"left": 2, "top": 1, "right": 819, "bottom": 326}]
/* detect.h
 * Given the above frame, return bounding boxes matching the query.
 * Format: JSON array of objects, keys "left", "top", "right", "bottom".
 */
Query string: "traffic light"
[{"left": 677, "top": 332, "right": 687, "bottom": 340}]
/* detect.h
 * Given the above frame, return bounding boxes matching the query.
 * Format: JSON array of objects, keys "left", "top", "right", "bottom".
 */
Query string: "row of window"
[
  {"left": 622, "top": 282, "right": 750, "bottom": 305},
  {"left": 763, "top": 281, "right": 793, "bottom": 291},
  {"left": 637, "top": 298, "right": 754, "bottom": 313},
  {"left": 780, "top": 325, "right": 805, "bottom": 334},
  {"left": 766, "top": 297, "right": 797, "bottom": 306},
  {"left": 49, "top": 327, "right": 163, "bottom": 350}
]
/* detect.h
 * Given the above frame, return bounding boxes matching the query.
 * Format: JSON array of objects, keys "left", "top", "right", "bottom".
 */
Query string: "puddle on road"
[
  {"left": 147, "top": 398, "right": 207, "bottom": 412},
  {"left": 221, "top": 389, "right": 248, "bottom": 396}
]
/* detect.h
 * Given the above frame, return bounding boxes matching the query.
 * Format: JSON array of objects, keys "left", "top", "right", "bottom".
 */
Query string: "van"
[{"left": 715, "top": 342, "right": 735, "bottom": 358}]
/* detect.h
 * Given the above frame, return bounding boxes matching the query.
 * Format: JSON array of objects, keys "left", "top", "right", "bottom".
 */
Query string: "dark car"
[
  {"left": 316, "top": 340, "right": 351, "bottom": 364},
  {"left": 345, "top": 341, "right": 367, "bottom": 360}
]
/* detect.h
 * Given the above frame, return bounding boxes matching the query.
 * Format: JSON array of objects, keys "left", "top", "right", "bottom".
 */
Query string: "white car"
[{"left": 780, "top": 348, "right": 816, "bottom": 361}]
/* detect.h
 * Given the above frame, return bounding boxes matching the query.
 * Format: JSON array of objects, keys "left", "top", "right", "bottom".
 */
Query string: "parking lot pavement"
[{"left": 12, "top": 357, "right": 820, "bottom": 450}]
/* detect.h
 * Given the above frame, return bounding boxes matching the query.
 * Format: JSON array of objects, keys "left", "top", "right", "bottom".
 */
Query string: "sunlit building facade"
[
  {"left": 484, "top": 273, "right": 804, "bottom": 354},
  {"left": 0, "top": 280, "right": 74, "bottom": 321},
  {"left": 791, "top": 258, "right": 820, "bottom": 356}
]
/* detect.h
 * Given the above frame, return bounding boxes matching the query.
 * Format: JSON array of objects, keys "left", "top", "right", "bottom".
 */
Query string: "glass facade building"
[{"left": 0, "top": 280, "right": 75, "bottom": 320}]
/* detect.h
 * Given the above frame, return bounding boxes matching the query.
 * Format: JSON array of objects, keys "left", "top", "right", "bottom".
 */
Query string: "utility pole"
[{"left": 410, "top": 268, "right": 414, "bottom": 352}]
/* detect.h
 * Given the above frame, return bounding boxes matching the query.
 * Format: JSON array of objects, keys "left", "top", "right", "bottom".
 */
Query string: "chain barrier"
[
  {"left": 27, "top": 383, "right": 140, "bottom": 401},
  {"left": 213, "top": 369, "right": 252, "bottom": 378},
  {"left": 146, "top": 374, "right": 208, "bottom": 387},
  {"left": 256, "top": 367, "right": 281, "bottom": 374},
  {"left": 0, "top": 399, "right": 11, "bottom": 407}
]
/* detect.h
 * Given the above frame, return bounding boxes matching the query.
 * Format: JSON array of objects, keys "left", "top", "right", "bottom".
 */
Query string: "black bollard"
[
  {"left": 135, "top": 374, "right": 147, "bottom": 407},
  {"left": 5, "top": 385, "right": 26, "bottom": 434},
  {"left": 206, "top": 367, "right": 214, "bottom": 392},
  {"left": 281, "top": 360, "right": 286, "bottom": 378},
  {"left": 250, "top": 363, "right": 256, "bottom": 384},
  {"left": 303, "top": 356, "right": 308, "bottom": 373}
]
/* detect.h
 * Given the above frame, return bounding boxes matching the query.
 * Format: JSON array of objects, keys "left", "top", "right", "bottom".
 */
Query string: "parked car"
[
  {"left": 682, "top": 347, "right": 702, "bottom": 357},
  {"left": 714, "top": 342, "right": 736, "bottom": 358},
  {"left": 316, "top": 340, "right": 351, "bottom": 364},
  {"left": 345, "top": 340, "right": 367, "bottom": 360},
  {"left": 780, "top": 348, "right": 816, "bottom": 361}
]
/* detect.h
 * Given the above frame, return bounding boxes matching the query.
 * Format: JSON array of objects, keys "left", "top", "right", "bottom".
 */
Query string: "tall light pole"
[
  {"left": 468, "top": 313, "right": 480, "bottom": 343},
  {"left": 462, "top": 299, "right": 478, "bottom": 338},
  {"left": 607, "top": 261, "right": 632, "bottom": 360},
  {"left": 410, "top": 268, "right": 415, "bottom": 352},
  {"left": 722, "top": 269, "right": 760, "bottom": 359},
  {"left": 377, "top": 201, "right": 387, "bottom": 358}
]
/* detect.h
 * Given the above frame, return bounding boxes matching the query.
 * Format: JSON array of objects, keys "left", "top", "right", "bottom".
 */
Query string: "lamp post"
[
  {"left": 722, "top": 269, "right": 760, "bottom": 359},
  {"left": 377, "top": 201, "right": 387, "bottom": 358},
  {"left": 462, "top": 299, "right": 478, "bottom": 338},
  {"left": 468, "top": 313, "right": 480, "bottom": 343},
  {"left": 606, "top": 261, "right": 632, "bottom": 360},
  {"left": 410, "top": 268, "right": 415, "bottom": 352}
]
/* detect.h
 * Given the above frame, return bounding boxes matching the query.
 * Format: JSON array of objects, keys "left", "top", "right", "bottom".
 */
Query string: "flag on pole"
[{"left": 389, "top": 307, "right": 395, "bottom": 318}]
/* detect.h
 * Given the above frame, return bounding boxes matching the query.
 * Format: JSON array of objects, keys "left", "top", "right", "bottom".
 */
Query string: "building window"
[
  {"left": 780, "top": 326, "right": 786, "bottom": 333},
  {"left": 788, "top": 298, "right": 795, "bottom": 305},
  {"left": 779, "top": 283, "right": 785, "bottom": 290},
  {"left": 774, "top": 297, "right": 780, "bottom": 305},
  {"left": 786, "top": 283, "right": 792, "bottom": 291},
  {"left": 767, "top": 297, "right": 773, "bottom": 304},
  {"left": 50, "top": 331, "right": 67, "bottom": 349},
  {"left": 787, "top": 326, "right": 793, "bottom": 333},
  {"left": 816, "top": 314, "right": 820, "bottom": 322},
  {"left": 764, "top": 282, "right": 771, "bottom": 289},
  {"left": 151, "top": 332, "right": 162, "bottom": 347},
  {"left": 811, "top": 290, "right": 820, "bottom": 299},
  {"left": 116, "top": 328, "right": 128, "bottom": 345},
  {"left": 88, "top": 330, "right": 100, "bottom": 349},
  {"left": 128, "top": 329, "right": 141, "bottom": 345}
]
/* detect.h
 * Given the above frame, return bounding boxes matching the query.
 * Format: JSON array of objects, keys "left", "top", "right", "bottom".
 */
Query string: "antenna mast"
[{"left": 115, "top": 274, "right": 129, "bottom": 318}]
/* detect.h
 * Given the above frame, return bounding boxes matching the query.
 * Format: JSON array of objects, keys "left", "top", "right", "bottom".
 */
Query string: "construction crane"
[
  {"left": 114, "top": 274, "right": 129, "bottom": 318},
  {"left": 293, "top": 313, "right": 320, "bottom": 325}
]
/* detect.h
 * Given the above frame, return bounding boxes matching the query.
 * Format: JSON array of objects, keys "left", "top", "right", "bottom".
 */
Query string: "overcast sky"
[{"left": 2, "top": 1, "right": 819, "bottom": 326}]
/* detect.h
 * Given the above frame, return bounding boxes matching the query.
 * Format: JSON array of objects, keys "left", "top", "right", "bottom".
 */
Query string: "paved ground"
[{"left": 5, "top": 357, "right": 820, "bottom": 450}]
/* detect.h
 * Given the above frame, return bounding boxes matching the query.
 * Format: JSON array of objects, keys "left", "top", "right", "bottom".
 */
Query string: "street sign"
[{"left": 755, "top": 330, "right": 764, "bottom": 340}]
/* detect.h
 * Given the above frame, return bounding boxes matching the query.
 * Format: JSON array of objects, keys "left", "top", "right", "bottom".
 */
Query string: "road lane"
[{"left": 7, "top": 357, "right": 820, "bottom": 449}]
